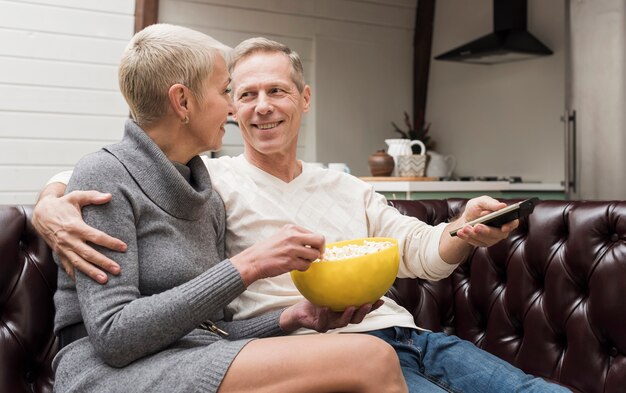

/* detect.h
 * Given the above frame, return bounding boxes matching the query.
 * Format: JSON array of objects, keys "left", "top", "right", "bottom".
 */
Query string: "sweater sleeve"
[
  {"left": 69, "top": 154, "right": 246, "bottom": 367},
  {"left": 215, "top": 309, "right": 286, "bottom": 339},
  {"left": 364, "top": 186, "right": 459, "bottom": 280},
  {"left": 46, "top": 170, "right": 73, "bottom": 185}
]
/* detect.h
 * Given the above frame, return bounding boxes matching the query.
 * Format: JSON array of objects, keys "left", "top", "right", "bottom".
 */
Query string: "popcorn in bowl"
[
  {"left": 290, "top": 237, "right": 400, "bottom": 311},
  {"left": 321, "top": 240, "right": 395, "bottom": 261}
]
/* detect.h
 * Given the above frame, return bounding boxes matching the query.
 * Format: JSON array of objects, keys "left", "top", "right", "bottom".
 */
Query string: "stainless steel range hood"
[{"left": 434, "top": 0, "right": 553, "bottom": 65}]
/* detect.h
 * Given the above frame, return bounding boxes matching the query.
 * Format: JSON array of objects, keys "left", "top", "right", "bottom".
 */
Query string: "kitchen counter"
[{"left": 360, "top": 178, "right": 565, "bottom": 200}]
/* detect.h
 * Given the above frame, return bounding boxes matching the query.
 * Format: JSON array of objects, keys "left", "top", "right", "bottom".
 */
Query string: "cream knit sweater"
[{"left": 204, "top": 155, "right": 458, "bottom": 334}]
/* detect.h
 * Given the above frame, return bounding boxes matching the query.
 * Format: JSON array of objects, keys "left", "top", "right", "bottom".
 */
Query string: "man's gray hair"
[{"left": 229, "top": 37, "right": 305, "bottom": 92}]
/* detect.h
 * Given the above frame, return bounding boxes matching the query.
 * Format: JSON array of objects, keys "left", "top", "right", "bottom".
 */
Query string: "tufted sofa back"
[
  {"left": 0, "top": 206, "right": 57, "bottom": 393},
  {"left": 387, "top": 199, "right": 626, "bottom": 393},
  {"left": 1, "top": 200, "right": 625, "bottom": 393}
]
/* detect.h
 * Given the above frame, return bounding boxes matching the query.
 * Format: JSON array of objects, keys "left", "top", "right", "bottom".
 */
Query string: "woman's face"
[{"left": 189, "top": 55, "right": 234, "bottom": 152}]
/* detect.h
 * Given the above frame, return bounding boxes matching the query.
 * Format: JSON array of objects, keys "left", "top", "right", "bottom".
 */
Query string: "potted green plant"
[{"left": 391, "top": 111, "right": 433, "bottom": 154}]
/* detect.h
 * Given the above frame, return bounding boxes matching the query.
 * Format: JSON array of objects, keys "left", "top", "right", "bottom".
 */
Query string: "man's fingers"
[
  {"left": 316, "top": 307, "right": 330, "bottom": 332},
  {"left": 61, "top": 230, "right": 121, "bottom": 276},
  {"left": 296, "top": 246, "right": 322, "bottom": 262},
  {"left": 83, "top": 228, "right": 127, "bottom": 253},
  {"left": 350, "top": 304, "right": 372, "bottom": 324},
  {"left": 65, "top": 250, "right": 109, "bottom": 284},
  {"left": 60, "top": 256, "right": 76, "bottom": 281},
  {"left": 75, "top": 242, "right": 121, "bottom": 275},
  {"left": 336, "top": 306, "right": 356, "bottom": 327},
  {"left": 66, "top": 190, "right": 112, "bottom": 207}
]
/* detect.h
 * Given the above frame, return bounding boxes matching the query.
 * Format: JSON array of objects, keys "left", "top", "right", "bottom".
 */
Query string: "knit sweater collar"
[{"left": 104, "top": 120, "right": 213, "bottom": 220}]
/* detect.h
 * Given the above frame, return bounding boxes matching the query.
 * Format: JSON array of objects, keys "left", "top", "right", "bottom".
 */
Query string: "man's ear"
[
  {"left": 301, "top": 85, "right": 311, "bottom": 113},
  {"left": 168, "top": 84, "right": 189, "bottom": 121}
]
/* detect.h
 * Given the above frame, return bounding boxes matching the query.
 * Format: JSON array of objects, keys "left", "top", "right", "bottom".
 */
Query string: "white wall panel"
[
  {"left": 159, "top": 0, "right": 416, "bottom": 169},
  {"left": 11, "top": 0, "right": 134, "bottom": 14},
  {"left": 1, "top": 0, "right": 414, "bottom": 203},
  {"left": 315, "top": 35, "right": 413, "bottom": 175},
  {"left": 0, "top": 1, "right": 134, "bottom": 39},
  {"left": 0, "top": 139, "right": 111, "bottom": 166},
  {"left": 161, "top": 1, "right": 410, "bottom": 42},
  {"left": 0, "top": 112, "right": 125, "bottom": 140},
  {"left": 0, "top": 85, "right": 128, "bottom": 115},
  {"left": 0, "top": 166, "right": 76, "bottom": 191},
  {"left": 0, "top": 0, "right": 134, "bottom": 204},
  {"left": 0, "top": 29, "right": 127, "bottom": 65},
  {"left": 0, "top": 58, "right": 119, "bottom": 90},
  {"left": 174, "top": 0, "right": 414, "bottom": 28},
  {"left": 191, "top": 27, "right": 314, "bottom": 61}
]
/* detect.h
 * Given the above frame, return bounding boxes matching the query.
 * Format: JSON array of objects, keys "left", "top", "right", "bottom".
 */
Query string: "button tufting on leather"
[
  {"left": 24, "top": 370, "right": 36, "bottom": 383},
  {"left": 610, "top": 233, "right": 619, "bottom": 242},
  {"left": 609, "top": 347, "right": 619, "bottom": 357}
]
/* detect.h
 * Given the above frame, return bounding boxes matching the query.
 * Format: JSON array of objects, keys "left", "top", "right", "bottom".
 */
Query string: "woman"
[{"left": 51, "top": 24, "right": 407, "bottom": 393}]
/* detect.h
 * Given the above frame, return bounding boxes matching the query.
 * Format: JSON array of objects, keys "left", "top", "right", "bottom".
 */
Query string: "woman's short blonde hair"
[
  {"left": 118, "top": 23, "right": 230, "bottom": 127},
  {"left": 229, "top": 37, "right": 305, "bottom": 92}
]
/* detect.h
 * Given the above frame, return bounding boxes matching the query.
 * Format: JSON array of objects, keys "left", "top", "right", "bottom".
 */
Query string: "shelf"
[
  {"left": 359, "top": 176, "right": 438, "bottom": 182},
  {"left": 360, "top": 179, "right": 565, "bottom": 200}
]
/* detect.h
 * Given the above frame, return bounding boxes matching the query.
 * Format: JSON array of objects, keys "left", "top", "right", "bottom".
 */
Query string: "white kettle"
[{"left": 426, "top": 151, "right": 456, "bottom": 178}]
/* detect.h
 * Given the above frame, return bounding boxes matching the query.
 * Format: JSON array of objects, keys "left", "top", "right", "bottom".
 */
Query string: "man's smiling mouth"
[{"left": 255, "top": 121, "right": 281, "bottom": 130}]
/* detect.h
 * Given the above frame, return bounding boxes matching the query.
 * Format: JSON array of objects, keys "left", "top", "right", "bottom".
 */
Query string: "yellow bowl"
[{"left": 290, "top": 237, "right": 400, "bottom": 311}]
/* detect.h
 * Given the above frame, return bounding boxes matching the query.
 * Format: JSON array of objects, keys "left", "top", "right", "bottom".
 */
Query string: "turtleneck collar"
[{"left": 104, "top": 120, "right": 213, "bottom": 220}]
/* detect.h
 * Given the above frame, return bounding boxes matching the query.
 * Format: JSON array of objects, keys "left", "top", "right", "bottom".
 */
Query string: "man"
[{"left": 34, "top": 37, "right": 569, "bottom": 392}]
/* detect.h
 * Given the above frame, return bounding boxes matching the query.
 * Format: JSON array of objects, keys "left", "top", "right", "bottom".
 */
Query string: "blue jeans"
[{"left": 366, "top": 327, "right": 571, "bottom": 393}]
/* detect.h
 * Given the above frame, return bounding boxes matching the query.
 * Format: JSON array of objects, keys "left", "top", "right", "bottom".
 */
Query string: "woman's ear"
[{"left": 168, "top": 84, "right": 189, "bottom": 122}]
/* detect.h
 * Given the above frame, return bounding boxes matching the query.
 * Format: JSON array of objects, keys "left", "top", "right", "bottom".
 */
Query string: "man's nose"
[{"left": 255, "top": 93, "right": 273, "bottom": 115}]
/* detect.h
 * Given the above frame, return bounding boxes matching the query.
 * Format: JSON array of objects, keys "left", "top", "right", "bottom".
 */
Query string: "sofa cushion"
[{"left": 387, "top": 199, "right": 626, "bottom": 393}]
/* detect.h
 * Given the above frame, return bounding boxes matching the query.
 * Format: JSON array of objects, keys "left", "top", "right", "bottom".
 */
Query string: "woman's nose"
[{"left": 227, "top": 94, "right": 236, "bottom": 116}]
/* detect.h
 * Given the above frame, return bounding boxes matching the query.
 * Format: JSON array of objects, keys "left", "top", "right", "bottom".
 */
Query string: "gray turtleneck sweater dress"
[{"left": 52, "top": 120, "right": 284, "bottom": 393}]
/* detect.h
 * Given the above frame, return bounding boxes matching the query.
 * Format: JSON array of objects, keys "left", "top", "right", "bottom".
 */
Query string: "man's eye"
[
  {"left": 224, "top": 87, "right": 232, "bottom": 94},
  {"left": 238, "top": 92, "right": 252, "bottom": 99},
  {"left": 269, "top": 88, "right": 283, "bottom": 94}
]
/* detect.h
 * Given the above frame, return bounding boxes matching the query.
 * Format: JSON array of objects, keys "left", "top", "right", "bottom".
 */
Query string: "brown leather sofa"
[{"left": 2, "top": 200, "right": 625, "bottom": 393}]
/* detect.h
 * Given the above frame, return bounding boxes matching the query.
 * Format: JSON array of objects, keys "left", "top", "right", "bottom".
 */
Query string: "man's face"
[{"left": 231, "top": 51, "right": 310, "bottom": 157}]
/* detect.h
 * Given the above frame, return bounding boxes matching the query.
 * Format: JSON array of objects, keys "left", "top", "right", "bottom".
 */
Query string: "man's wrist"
[{"left": 37, "top": 182, "right": 66, "bottom": 203}]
